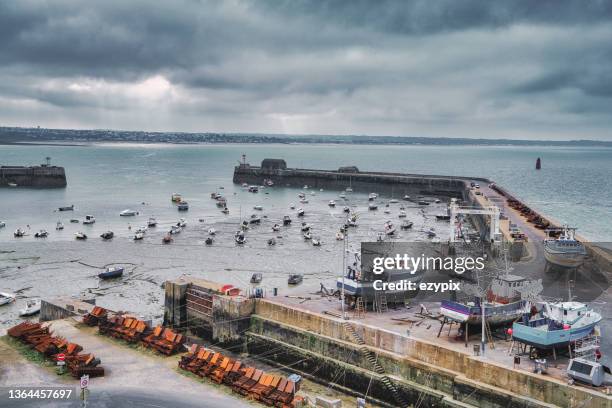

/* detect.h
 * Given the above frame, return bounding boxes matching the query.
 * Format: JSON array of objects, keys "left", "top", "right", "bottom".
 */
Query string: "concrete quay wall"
[
  {"left": 254, "top": 300, "right": 611, "bottom": 408},
  {"left": 234, "top": 165, "right": 477, "bottom": 198},
  {"left": 0, "top": 166, "right": 67, "bottom": 188}
]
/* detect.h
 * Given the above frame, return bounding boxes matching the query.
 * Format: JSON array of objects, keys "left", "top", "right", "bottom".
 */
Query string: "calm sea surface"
[{"left": 1, "top": 143, "right": 611, "bottom": 240}]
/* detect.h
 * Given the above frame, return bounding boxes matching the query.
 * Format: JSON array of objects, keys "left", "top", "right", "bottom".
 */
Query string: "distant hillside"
[{"left": 1, "top": 126, "right": 611, "bottom": 147}]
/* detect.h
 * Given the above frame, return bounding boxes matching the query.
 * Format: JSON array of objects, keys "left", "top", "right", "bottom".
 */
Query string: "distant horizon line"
[{"left": 1, "top": 125, "right": 611, "bottom": 147}]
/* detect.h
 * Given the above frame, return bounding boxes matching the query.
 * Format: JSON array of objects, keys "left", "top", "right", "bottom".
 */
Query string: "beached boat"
[
  {"left": 0, "top": 221, "right": 5, "bottom": 228},
  {"left": 336, "top": 232, "right": 345, "bottom": 240},
  {"left": 343, "top": 206, "right": 350, "bottom": 213},
  {"left": 389, "top": 199, "right": 398, "bottom": 204},
  {"left": 56, "top": 221, "right": 64, "bottom": 230},
  {"left": 98, "top": 266, "right": 124, "bottom": 280},
  {"left": 300, "top": 222, "right": 311, "bottom": 232},
  {"left": 384, "top": 221, "right": 396, "bottom": 236},
  {"left": 267, "top": 238, "right": 276, "bottom": 246},
  {"left": 312, "top": 238, "right": 321, "bottom": 246},
  {"left": 70, "top": 219, "right": 79, "bottom": 223},
  {"left": 253, "top": 205, "right": 263, "bottom": 211},
  {"left": 215, "top": 198, "right": 227, "bottom": 208},
  {"left": 135, "top": 226, "right": 147, "bottom": 234},
  {"left": 328, "top": 200, "right": 336, "bottom": 207},
  {"left": 120, "top": 209, "right": 138, "bottom": 217},
  {"left": 297, "top": 208, "right": 305, "bottom": 217},
  {"left": 170, "top": 225, "right": 182, "bottom": 234},
  {"left": 368, "top": 203, "right": 378, "bottom": 210},
  {"left": 208, "top": 228, "right": 216, "bottom": 235},
  {"left": 8, "top": 182, "right": 17, "bottom": 187},
  {"left": 248, "top": 185, "right": 259, "bottom": 193},
  {"left": 75, "top": 232, "right": 87, "bottom": 240},
  {"left": 83, "top": 215, "right": 96, "bottom": 225},
  {"left": 288, "top": 274, "right": 303, "bottom": 285},
  {"left": 403, "top": 195, "right": 410, "bottom": 201},
  {"left": 147, "top": 217, "right": 157, "bottom": 227},
  {"left": 58, "top": 205, "right": 74, "bottom": 211},
  {"left": 177, "top": 218, "right": 187, "bottom": 227},
  {"left": 133, "top": 232, "right": 145, "bottom": 240},
  {"left": 19, "top": 299, "right": 41, "bottom": 316},
  {"left": 512, "top": 301, "right": 601, "bottom": 349},
  {"left": 283, "top": 215, "right": 292, "bottom": 225},
  {"left": 289, "top": 203, "right": 296, "bottom": 209},
  {"left": 235, "top": 232, "right": 246, "bottom": 244},
  {"left": 249, "top": 214, "right": 261, "bottom": 224},
  {"left": 100, "top": 231, "right": 114, "bottom": 240},
  {"left": 384, "top": 208, "right": 391, "bottom": 214},
  {"left": 543, "top": 226, "right": 586, "bottom": 269},
  {"left": 339, "top": 192, "right": 346, "bottom": 199},
  {"left": 400, "top": 220, "right": 413, "bottom": 230},
  {"left": 347, "top": 213, "right": 358, "bottom": 227},
  {"left": 221, "top": 207, "right": 229, "bottom": 214},
  {"left": 0, "top": 292, "right": 16, "bottom": 306},
  {"left": 171, "top": 193, "right": 182, "bottom": 202},
  {"left": 250, "top": 273, "right": 263, "bottom": 284},
  {"left": 398, "top": 210, "right": 407, "bottom": 218},
  {"left": 418, "top": 200, "right": 430, "bottom": 206},
  {"left": 205, "top": 237, "right": 213, "bottom": 245},
  {"left": 272, "top": 224, "right": 280, "bottom": 232},
  {"left": 34, "top": 229, "right": 48, "bottom": 238},
  {"left": 14, "top": 228, "right": 25, "bottom": 237},
  {"left": 177, "top": 201, "right": 189, "bottom": 211},
  {"left": 299, "top": 198, "right": 309, "bottom": 204},
  {"left": 368, "top": 193, "right": 377, "bottom": 201}
]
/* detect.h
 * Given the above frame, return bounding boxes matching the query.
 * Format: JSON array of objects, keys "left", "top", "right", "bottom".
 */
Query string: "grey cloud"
[{"left": 0, "top": 1, "right": 611, "bottom": 140}]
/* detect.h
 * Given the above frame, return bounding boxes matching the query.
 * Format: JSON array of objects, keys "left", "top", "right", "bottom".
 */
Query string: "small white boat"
[
  {"left": 172, "top": 193, "right": 182, "bottom": 202},
  {"left": 177, "top": 201, "right": 189, "bottom": 211},
  {"left": 75, "top": 232, "right": 87, "bottom": 240},
  {"left": 135, "top": 226, "right": 147, "bottom": 234},
  {"left": 177, "top": 218, "right": 187, "bottom": 227},
  {"left": 384, "top": 221, "right": 396, "bottom": 236},
  {"left": 148, "top": 217, "right": 157, "bottom": 227},
  {"left": 328, "top": 200, "right": 336, "bottom": 207},
  {"left": 297, "top": 208, "right": 305, "bottom": 217},
  {"left": 368, "top": 193, "right": 377, "bottom": 201},
  {"left": 0, "top": 221, "right": 6, "bottom": 228},
  {"left": 34, "top": 229, "right": 48, "bottom": 238},
  {"left": 336, "top": 232, "right": 345, "bottom": 240},
  {"left": 241, "top": 183, "right": 248, "bottom": 188},
  {"left": 208, "top": 228, "right": 216, "bottom": 235},
  {"left": 271, "top": 224, "right": 280, "bottom": 232},
  {"left": 368, "top": 203, "right": 378, "bottom": 210},
  {"left": 390, "top": 199, "right": 398, "bottom": 204},
  {"left": 400, "top": 220, "right": 413, "bottom": 230},
  {"left": 343, "top": 206, "right": 350, "bottom": 213},
  {"left": 170, "top": 225, "right": 182, "bottom": 234},
  {"left": 19, "top": 299, "right": 41, "bottom": 316},
  {"left": 347, "top": 213, "right": 358, "bottom": 227},
  {"left": 312, "top": 238, "right": 321, "bottom": 246},
  {"left": 56, "top": 221, "right": 64, "bottom": 230},
  {"left": 434, "top": 199, "right": 441, "bottom": 204},
  {"left": 120, "top": 209, "right": 138, "bottom": 217},
  {"left": 14, "top": 228, "right": 25, "bottom": 237},
  {"left": 83, "top": 215, "right": 96, "bottom": 225},
  {"left": 403, "top": 195, "right": 410, "bottom": 201},
  {"left": 398, "top": 210, "right": 407, "bottom": 218},
  {"left": 384, "top": 209, "right": 391, "bottom": 214},
  {"left": 253, "top": 205, "right": 263, "bottom": 211},
  {"left": 346, "top": 187, "right": 353, "bottom": 193},
  {"left": 301, "top": 222, "right": 311, "bottom": 232},
  {"left": 303, "top": 185, "right": 308, "bottom": 189},
  {"left": 134, "top": 232, "right": 145, "bottom": 240},
  {"left": 0, "top": 292, "right": 16, "bottom": 306},
  {"left": 303, "top": 231, "right": 312, "bottom": 240},
  {"left": 8, "top": 182, "right": 17, "bottom": 187}
]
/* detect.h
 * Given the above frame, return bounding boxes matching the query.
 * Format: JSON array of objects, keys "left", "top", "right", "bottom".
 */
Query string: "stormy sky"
[{"left": 1, "top": 1, "right": 612, "bottom": 140}]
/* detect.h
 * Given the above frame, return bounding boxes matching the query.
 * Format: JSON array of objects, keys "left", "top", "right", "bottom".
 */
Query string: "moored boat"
[
  {"left": 177, "top": 201, "right": 189, "bottom": 211},
  {"left": 133, "top": 231, "right": 145, "bottom": 240},
  {"left": 56, "top": 221, "right": 64, "bottom": 230},
  {"left": 384, "top": 221, "right": 396, "bottom": 236},
  {"left": 0, "top": 292, "right": 16, "bottom": 306},
  {"left": 328, "top": 200, "right": 336, "bottom": 207},
  {"left": 171, "top": 193, "right": 182, "bottom": 202},
  {"left": 98, "top": 266, "right": 124, "bottom": 280},
  {"left": 283, "top": 215, "right": 292, "bottom": 225},
  {"left": 83, "top": 215, "right": 96, "bottom": 224},
  {"left": 368, "top": 193, "right": 377, "bottom": 201},
  {"left": 147, "top": 217, "right": 157, "bottom": 227},
  {"left": 250, "top": 273, "right": 263, "bottom": 284},
  {"left": 75, "top": 232, "right": 87, "bottom": 240},
  {"left": 100, "top": 231, "right": 114, "bottom": 240},
  {"left": 297, "top": 208, "right": 305, "bottom": 217},
  {"left": 205, "top": 237, "right": 214, "bottom": 245},
  {"left": 400, "top": 220, "right": 413, "bottom": 230},
  {"left": 288, "top": 274, "right": 303, "bottom": 285},
  {"left": 368, "top": 203, "right": 378, "bottom": 210},
  {"left": 120, "top": 209, "right": 138, "bottom": 216},
  {"left": 34, "top": 229, "right": 48, "bottom": 238},
  {"left": 19, "top": 299, "right": 41, "bottom": 316},
  {"left": 0, "top": 221, "right": 5, "bottom": 228},
  {"left": 14, "top": 228, "right": 25, "bottom": 237},
  {"left": 58, "top": 205, "right": 74, "bottom": 211}
]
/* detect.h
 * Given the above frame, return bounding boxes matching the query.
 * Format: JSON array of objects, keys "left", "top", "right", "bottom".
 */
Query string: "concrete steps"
[{"left": 343, "top": 321, "right": 410, "bottom": 408}]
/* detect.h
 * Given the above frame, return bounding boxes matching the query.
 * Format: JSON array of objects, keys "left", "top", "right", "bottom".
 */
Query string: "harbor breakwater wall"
[
  {"left": 233, "top": 159, "right": 485, "bottom": 199},
  {"left": 0, "top": 165, "right": 67, "bottom": 188}
]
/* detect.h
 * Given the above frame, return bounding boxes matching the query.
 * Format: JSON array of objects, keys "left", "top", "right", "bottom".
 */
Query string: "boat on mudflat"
[
  {"left": 98, "top": 266, "right": 124, "bottom": 280},
  {"left": 58, "top": 205, "right": 74, "bottom": 211}
]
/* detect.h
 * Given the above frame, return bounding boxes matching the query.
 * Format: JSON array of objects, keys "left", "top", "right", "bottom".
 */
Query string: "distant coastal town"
[{"left": 1, "top": 126, "right": 611, "bottom": 147}]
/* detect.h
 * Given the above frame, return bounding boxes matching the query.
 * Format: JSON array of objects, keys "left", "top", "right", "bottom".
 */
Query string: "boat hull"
[
  {"left": 440, "top": 299, "right": 526, "bottom": 325},
  {"left": 512, "top": 320, "right": 599, "bottom": 348},
  {"left": 543, "top": 248, "right": 585, "bottom": 268}
]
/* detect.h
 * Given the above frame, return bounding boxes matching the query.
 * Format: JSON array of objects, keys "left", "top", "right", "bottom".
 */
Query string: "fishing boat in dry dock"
[
  {"left": 543, "top": 226, "right": 586, "bottom": 269},
  {"left": 512, "top": 301, "right": 601, "bottom": 349}
]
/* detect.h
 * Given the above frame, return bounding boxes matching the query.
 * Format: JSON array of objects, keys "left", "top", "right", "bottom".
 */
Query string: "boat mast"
[{"left": 341, "top": 228, "right": 347, "bottom": 320}]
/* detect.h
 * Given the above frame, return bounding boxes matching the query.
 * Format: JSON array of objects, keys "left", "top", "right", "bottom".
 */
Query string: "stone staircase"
[{"left": 343, "top": 321, "right": 409, "bottom": 407}]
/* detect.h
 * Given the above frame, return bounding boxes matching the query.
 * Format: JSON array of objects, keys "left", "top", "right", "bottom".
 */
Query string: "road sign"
[
  {"left": 57, "top": 353, "right": 65, "bottom": 362},
  {"left": 80, "top": 375, "right": 89, "bottom": 389}
]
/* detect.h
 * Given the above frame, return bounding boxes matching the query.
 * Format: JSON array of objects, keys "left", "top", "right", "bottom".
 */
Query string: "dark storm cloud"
[{"left": 0, "top": 0, "right": 611, "bottom": 139}]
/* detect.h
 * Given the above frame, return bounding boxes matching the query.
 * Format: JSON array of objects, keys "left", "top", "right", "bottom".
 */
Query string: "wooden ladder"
[
  {"left": 485, "top": 320, "right": 495, "bottom": 349},
  {"left": 353, "top": 297, "right": 365, "bottom": 319}
]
